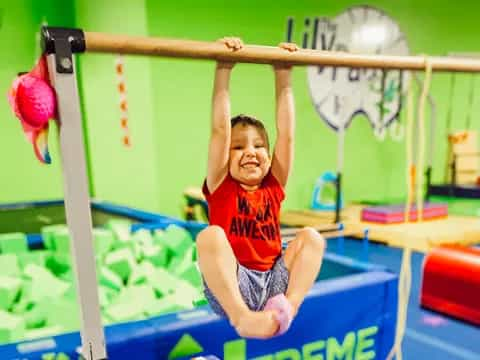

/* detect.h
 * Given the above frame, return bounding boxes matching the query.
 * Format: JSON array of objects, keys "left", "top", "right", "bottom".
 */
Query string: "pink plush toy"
[
  {"left": 264, "top": 293, "right": 294, "bottom": 336},
  {"left": 7, "top": 56, "right": 57, "bottom": 164}
]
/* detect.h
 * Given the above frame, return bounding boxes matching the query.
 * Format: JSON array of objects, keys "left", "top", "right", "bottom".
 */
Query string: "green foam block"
[
  {"left": 18, "top": 251, "right": 49, "bottom": 270},
  {"left": 93, "top": 228, "right": 115, "bottom": 255},
  {"left": 131, "top": 229, "right": 154, "bottom": 247},
  {"left": 45, "top": 252, "right": 71, "bottom": 277},
  {"left": 144, "top": 295, "right": 187, "bottom": 317},
  {"left": 103, "top": 302, "right": 143, "bottom": 323},
  {"left": 104, "top": 247, "right": 136, "bottom": 282},
  {"left": 24, "top": 325, "right": 64, "bottom": 342},
  {"left": 51, "top": 228, "right": 71, "bottom": 253},
  {"left": 98, "top": 266, "right": 123, "bottom": 292},
  {"left": 0, "top": 275, "right": 22, "bottom": 311},
  {"left": 171, "top": 280, "right": 203, "bottom": 309},
  {"left": 163, "top": 225, "right": 193, "bottom": 257},
  {"left": 0, "top": 232, "right": 28, "bottom": 253},
  {"left": 46, "top": 298, "right": 80, "bottom": 332},
  {"left": 105, "top": 219, "right": 132, "bottom": 243},
  {"left": 148, "top": 268, "right": 179, "bottom": 297},
  {"left": 103, "top": 285, "right": 157, "bottom": 323},
  {"left": 128, "top": 261, "right": 156, "bottom": 286},
  {"left": 110, "top": 284, "right": 157, "bottom": 316},
  {"left": 98, "top": 285, "right": 117, "bottom": 308},
  {"left": 41, "top": 225, "right": 68, "bottom": 251},
  {"left": 178, "top": 262, "right": 202, "bottom": 289},
  {"left": 142, "top": 243, "right": 169, "bottom": 268},
  {"left": 0, "top": 310, "right": 25, "bottom": 344},
  {"left": 168, "top": 245, "right": 195, "bottom": 276},
  {"left": 23, "top": 264, "right": 71, "bottom": 302},
  {"left": 11, "top": 293, "right": 34, "bottom": 315},
  {"left": 24, "top": 301, "right": 49, "bottom": 329},
  {"left": 0, "top": 254, "right": 21, "bottom": 277}
]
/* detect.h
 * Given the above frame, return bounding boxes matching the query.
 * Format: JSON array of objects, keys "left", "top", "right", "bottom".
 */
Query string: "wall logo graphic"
[
  {"left": 286, "top": 6, "right": 409, "bottom": 135},
  {"left": 167, "top": 325, "right": 378, "bottom": 359}
]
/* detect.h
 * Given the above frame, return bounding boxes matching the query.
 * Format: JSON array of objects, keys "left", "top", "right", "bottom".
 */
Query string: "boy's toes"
[{"left": 264, "top": 294, "right": 294, "bottom": 335}]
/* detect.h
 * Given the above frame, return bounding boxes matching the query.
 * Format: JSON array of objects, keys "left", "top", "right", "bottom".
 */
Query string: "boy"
[{"left": 197, "top": 37, "right": 325, "bottom": 339}]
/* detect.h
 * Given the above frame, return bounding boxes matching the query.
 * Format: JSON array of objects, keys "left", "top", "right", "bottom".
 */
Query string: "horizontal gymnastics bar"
[{"left": 84, "top": 31, "right": 480, "bottom": 72}]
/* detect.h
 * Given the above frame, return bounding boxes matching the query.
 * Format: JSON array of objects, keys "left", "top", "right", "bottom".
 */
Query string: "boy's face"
[{"left": 229, "top": 124, "right": 270, "bottom": 188}]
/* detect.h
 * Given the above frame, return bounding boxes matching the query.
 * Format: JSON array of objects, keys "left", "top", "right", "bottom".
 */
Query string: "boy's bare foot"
[{"left": 231, "top": 309, "right": 279, "bottom": 339}]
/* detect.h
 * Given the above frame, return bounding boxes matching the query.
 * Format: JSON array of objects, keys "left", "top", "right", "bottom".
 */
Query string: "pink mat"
[{"left": 361, "top": 203, "right": 448, "bottom": 224}]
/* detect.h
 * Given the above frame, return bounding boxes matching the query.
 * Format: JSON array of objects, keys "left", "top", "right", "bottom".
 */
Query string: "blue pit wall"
[{"left": 0, "top": 200, "right": 398, "bottom": 359}]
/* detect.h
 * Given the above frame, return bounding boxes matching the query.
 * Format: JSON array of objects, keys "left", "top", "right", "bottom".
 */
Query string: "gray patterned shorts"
[{"left": 203, "top": 255, "right": 290, "bottom": 317}]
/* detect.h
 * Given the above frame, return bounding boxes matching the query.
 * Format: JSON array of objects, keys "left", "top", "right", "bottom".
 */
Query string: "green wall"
[
  {"left": 74, "top": 0, "right": 161, "bottom": 212},
  {"left": 0, "top": 0, "right": 75, "bottom": 203},
  {"left": 2, "top": 0, "right": 480, "bottom": 217}
]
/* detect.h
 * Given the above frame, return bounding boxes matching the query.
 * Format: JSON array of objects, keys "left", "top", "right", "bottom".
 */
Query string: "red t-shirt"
[{"left": 203, "top": 172, "right": 285, "bottom": 271}]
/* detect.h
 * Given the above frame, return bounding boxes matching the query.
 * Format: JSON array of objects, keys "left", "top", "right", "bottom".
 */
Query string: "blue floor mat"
[{"left": 328, "top": 238, "right": 480, "bottom": 360}]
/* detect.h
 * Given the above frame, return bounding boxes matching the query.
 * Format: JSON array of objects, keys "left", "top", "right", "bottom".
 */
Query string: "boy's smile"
[{"left": 229, "top": 124, "right": 271, "bottom": 190}]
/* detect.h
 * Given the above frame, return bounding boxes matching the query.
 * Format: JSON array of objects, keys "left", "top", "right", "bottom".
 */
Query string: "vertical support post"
[
  {"left": 362, "top": 228, "right": 369, "bottom": 263},
  {"left": 450, "top": 155, "right": 457, "bottom": 196},
  {"left": 335, "top": 116, "right": 345, "bottom": 224},
  {"left": 425, "top": 166, "right": 432, "bottom": 202},
  {"left": 337, "top": 223, "right": 345, "bottom": 255},
  {"left": 42, "top": 27, "right": 107, "bottom": 360},
  {"left": 335, "top": 172, "right": 342, "bottom": 224}
]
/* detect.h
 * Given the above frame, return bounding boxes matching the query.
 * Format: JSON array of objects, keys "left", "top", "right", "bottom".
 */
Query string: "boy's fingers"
[
  {"left": 278, "top": 42, "right": 299, "bottom": 52},
  {"left": 221, "top": 37, "right": 244, "bottom": 51}
]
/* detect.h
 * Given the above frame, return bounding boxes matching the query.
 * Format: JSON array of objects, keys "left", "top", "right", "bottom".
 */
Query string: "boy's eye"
[
  {"left": 254, "top": 144, "right": 264, "bottom": 148},
  {"left": 232, "top": 145, "right": 242, "bottom": 150}
]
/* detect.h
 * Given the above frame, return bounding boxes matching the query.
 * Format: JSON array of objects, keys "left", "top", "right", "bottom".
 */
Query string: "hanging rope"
[
  {"left": 465, "top": 73, "right": 476, "bottom": 130},
  {"left": 445, "top": 73, "right": 456, "bottom": 133},
  {"left": 404, "top": 77, "right": 415, "bottom": 223},
  {"left": 390, "top": 70, "right": 406, "bottom": 142},
  {"left": 416, "top": 58, "right": 433, "bottom": 222},
  {"left": 387, "top": 57, "right": 433, "bottom": 360}
]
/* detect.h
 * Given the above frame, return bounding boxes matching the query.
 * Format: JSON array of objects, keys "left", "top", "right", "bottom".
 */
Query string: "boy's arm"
[
  {"left": 206, "top": 63, "right": 233, "bottom": 193},
  {"left": 206, "top": 37, "right": 243, "bottom": 193},
  {"left": 271, "top": 43, "right": 298, "bottom": 187}
]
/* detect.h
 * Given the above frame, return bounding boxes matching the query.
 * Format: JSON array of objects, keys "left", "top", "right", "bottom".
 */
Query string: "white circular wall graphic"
[{"left": 307, "top": 6, "right": 410, "bottom": 132}]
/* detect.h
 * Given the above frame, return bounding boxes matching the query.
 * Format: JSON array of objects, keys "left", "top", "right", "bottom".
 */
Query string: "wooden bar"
[{"left": 85, "top": 31, "right": 480, "bottom": 72}]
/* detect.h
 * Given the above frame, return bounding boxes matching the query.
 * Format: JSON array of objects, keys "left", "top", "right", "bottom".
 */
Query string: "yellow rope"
[
  {"left": 416, "top": 58, "right": 433, "bottom": 222},
  {"left": 387, "top": 58, "right": 433, "bottom": 360},
  {"left": 404, "top": 77, "right": 415, "bottom": 223}
]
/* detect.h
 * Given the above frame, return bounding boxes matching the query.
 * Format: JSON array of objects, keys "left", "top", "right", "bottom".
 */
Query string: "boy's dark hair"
[{"left": 231, "top": 114, "right": 270, "bottom": 150}]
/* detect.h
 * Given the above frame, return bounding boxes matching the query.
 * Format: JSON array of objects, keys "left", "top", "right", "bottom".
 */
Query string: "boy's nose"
[
  {"left": 245, "top": 146, "right": 255, "bottom": 154},
  {"left": 244, "top": 147, "right": 256, "bottom": 156}
]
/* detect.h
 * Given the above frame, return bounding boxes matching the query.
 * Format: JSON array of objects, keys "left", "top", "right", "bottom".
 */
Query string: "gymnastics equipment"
[
  {"left": 310, "top": 171, "right": 343, "bottom": 211},
  {"left": 335, "top": 224, "right": 370, "bottom": 263},
  {"left": 427, "top": 54, "right": 480, "bottom": 198},
  {"left": 420, "top": 245, "right": 480, "bottom": 325},
  {"left": 429, "top": 130, "right": 480, "bottom": 197},
  {"left": 19, "top": 25, "right": 480, "bottom": 359},
  {"left": 361, "top": 203, "right": 448, "bottom": 224},
  {"left": 410, "top": 72, "right": 437, "bottom": 202}
]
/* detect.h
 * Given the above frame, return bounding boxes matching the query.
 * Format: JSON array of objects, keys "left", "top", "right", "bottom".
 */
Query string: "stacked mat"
[{"left": 361, "top": 203, "right": 448, "bottom": 224}]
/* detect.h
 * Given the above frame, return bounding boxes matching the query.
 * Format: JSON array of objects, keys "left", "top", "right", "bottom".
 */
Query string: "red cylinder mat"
[{"left": 420, "top": 245, "right": 480, "bottom": 325}]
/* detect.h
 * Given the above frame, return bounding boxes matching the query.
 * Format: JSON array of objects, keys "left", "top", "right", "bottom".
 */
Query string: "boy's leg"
[
  {"left": 197, "top": 225, "right": 279, "bottom": 338},
  {"left": 283, "top": 227, "right": 326, "bottom": 315}
]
